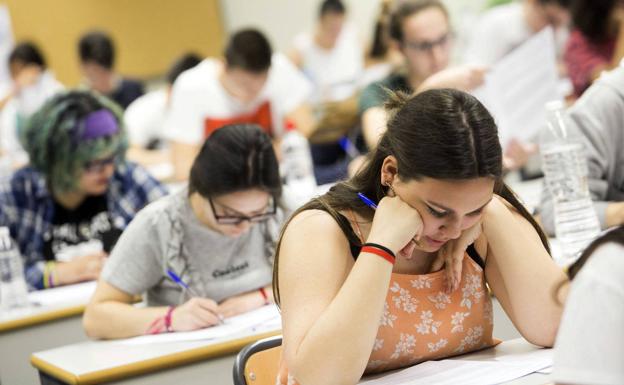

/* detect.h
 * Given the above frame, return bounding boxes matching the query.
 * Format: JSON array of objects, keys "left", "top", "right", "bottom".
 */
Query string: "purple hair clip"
[{"left": 80, "top": 109, "right": 119, "bottom": 141}]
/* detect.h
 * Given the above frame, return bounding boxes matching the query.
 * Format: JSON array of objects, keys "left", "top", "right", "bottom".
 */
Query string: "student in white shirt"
[
  {"left": 165, "top": 29, "right": 313, "bottom": 181},
  {"left": 464, "top": 0, "right": 571, "bottom": 67},
  {"left": 124, "top": 53, "right": 201, "bottom": 167},
  {"left": 552, "top": 226, "right": 624, "bottom": 385},
  {"left": 289, "top": 0, "right": 363, "bottom": 105}
]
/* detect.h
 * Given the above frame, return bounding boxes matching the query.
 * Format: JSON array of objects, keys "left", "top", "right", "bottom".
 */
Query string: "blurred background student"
[
  {"left": 164, "top": 28, "right": 313, "bottom": 181},
  {"left": 539, "top": 62, "right": 624, "bottom": 234},
  {"left": 0, "top": 90, "right": 166, "bottom": 290},
  {"left": 0, "top": 42, "right": 63, "bottom": 171},
  {"left": 84, "top": 124, "right": 283, "bottom": 339},
  {"left": 78, "top": 30, "right": 145, "bottom": 109},
  {"left": 564, "top": 0, "right": 624, "bottom": 97},
  {"left": 552, "top": 225, "right": 624, "bottom": 385},
  {"left": 359, "top": 0, "right": 486, "bottom": 151},
  {"left": 464, "top": 0, "right": 571, "bottom": 67},
  {"left": 124, "top": 52, "right": 201, "bottom": 168}
]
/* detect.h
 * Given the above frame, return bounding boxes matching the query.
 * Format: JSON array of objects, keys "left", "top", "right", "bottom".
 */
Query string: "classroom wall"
[
  {"left": 4, "top": 0, "right": 225, "bottom": 86},
  {"left": 219, "top": 0, "right": 490, "bottom": 58}
]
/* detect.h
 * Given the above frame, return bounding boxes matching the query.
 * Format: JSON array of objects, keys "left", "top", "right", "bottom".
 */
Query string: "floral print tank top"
[
  {"left": 276, "top": 208, "right": 500, "bottom": 384},
  {"left": 276, "top": 254, "right": 499, "bottom": 384}
]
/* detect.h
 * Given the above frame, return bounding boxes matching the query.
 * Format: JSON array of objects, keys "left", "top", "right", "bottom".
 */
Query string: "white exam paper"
[{"left": 118, "top": 304, "right": 281, "bottom": 345}]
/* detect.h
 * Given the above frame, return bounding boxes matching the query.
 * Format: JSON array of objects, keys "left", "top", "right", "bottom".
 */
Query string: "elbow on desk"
[
  {"left": 82, "top": 305, "right": 106, "bottom": 339},
  {"left": 518, "top": 317, "right": 560, "bottom": 348}
]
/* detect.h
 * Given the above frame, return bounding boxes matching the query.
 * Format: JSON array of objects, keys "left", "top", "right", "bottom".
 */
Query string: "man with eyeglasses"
[{"left": 358, "top": 0, "right": 486, "bottom": 152}]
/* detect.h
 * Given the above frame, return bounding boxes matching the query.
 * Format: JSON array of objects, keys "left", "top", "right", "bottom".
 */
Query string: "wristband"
[
  {"left": 164, "top": 306, "right": 176, "bottom": 332},
  {"left": 259, "top": 287, "right": 269, "bottom": 305},
  {"left": 361, "top": 243, "right": 396, "bottom": 265}
]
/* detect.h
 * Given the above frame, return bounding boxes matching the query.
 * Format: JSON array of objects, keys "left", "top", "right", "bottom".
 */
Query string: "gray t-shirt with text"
[{"left": 102, "top": 188, "right": 281, "bottom": 306}]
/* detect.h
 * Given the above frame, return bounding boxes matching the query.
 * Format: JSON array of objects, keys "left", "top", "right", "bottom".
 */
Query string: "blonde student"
[
  {"left": 552, "top": 226, "right": 624, "bottom": 385},
  {"left": 274, "top": 89, "right": 566, "bottom": 384},
  {"left": 84, "top": 124, "right": 283, "bottom": 339}
]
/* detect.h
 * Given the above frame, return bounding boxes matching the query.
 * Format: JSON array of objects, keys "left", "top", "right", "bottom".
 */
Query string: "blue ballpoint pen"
[
  {"left": 166, "top": 269, "right": 225, "bottom": 324},
  {"left": 357, "top": 192, "right": 377, "bottom": 209}
]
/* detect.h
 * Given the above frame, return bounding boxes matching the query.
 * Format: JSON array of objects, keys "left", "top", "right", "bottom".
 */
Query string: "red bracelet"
[
  {"left": 361, "top": 245, "right": 396, "bottom": 265},
  {"left": 259, "top": 287, "right": 269, "bottom": 305},
  {"left": 164, "top": 306, "right": 176, "bottom": 332}
]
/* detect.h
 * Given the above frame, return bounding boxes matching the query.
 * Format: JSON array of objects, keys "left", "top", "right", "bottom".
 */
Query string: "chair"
[{"left": 233, "top": 335, "right": 283, "bottom": 385}]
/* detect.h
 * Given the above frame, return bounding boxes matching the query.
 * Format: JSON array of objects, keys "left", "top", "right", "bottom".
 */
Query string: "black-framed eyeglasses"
[
  {"left": 83, "top": 155, "right": 116, "bottom": 173},
  {"left": 208, "top": 196, "right": 276, "bottom": 225},
  {"left": 403, "top": 32, "right": 453, "bottom": 53}
]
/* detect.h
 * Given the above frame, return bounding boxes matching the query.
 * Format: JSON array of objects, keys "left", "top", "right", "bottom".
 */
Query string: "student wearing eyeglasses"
[
  {"left": 0, "top": 90, "right": 167, "bottom": 290},
  {"left": 358, "top": 0, "right": 486, "bottom": 151},
  {"left": 83, "top": 124, "right": 283, "bottom": 339}
]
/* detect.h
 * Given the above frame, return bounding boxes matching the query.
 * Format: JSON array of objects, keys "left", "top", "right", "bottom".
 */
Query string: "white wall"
[{"left": 218, "top": 0, "right": 491, "bottom": 57}]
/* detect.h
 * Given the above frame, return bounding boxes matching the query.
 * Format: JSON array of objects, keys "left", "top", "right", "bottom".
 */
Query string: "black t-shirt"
[
  {"left": 109, "top": 78, "right": 145, "bottom": 110},
  {"left": 43, "top": 195, "right": 120, "bottom": 261}
]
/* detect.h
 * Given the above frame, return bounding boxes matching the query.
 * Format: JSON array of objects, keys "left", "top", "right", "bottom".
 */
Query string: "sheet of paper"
[
  {"left": 359, "top": 346, "right": 552, "bottom": 385},
  {"left": 28, "top": 281, "right": 97, "bottom": 307},
  {"left": 471, "top": 27, "right": 562, "bottom": 149},
  {"left": 118, "top": 304, "right": 281, "bottom": 345}
]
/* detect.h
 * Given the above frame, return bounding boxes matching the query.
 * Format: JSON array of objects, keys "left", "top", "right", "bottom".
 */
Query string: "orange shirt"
[{"left": 277, "top": 254, "right": 499, "bottom": 384}]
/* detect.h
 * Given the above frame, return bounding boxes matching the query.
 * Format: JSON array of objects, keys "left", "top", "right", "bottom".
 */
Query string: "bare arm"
[
  {"left": 83, "top": 280, "right": 222, "bottom": 339},
  {"left": 280, "top": 211, "right": 392, "bottom": 385},
  {"left": 280, "top": 197, "right": 422, "bottom": 385},
  {"left": 361, "top": 106, "right": 388, "bottom": 150},
  {"left": 605, "top": 201, "right": 624, "bottom": 227},
  {"left": 170, "top": 140, "right": 200, "bottom": 181},
  {"left": 83, "top": 280, "right": 168, "bottom": 339},
  {"left": 483, "top": 197, "right": 567, "bottom": 347},
  {"left": 285, "top": 103, "right": 316, "bottom": 138}
]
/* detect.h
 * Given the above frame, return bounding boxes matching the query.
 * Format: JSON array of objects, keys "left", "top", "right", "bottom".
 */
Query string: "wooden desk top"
[{"left": 31, "top": 328, "right": 280, "bottom": 385}]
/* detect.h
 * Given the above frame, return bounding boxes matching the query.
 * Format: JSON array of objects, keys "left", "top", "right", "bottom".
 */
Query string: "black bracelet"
[{"left": 361, "top": 242, "right": 396, "bottom": 259}]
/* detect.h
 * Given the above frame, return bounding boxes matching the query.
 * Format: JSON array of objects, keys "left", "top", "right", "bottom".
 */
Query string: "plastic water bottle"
[
  {"left": 0, "top": 227, "right": 30, "bottom": 311},
  {"left": 540, "top": 101, "right": 600, "bottom": 265},
  {"left": 280, "top": 121, "right": 317, "bottom": 209}
]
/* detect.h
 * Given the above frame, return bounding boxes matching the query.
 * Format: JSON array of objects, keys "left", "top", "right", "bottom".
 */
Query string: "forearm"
[
  {"left": 362, "top": 107, "right": 387, "bottom": 150},
  {"left": 83, "top": 301, "right": 168, "bottom": 339},
  {"left": 604, "top": 201, "right": 624, "bottom": 228},
  {"left": 289, "top": 254, "right": 392, "bottom": 385},
  {"left": 484, "top": 198, "right": 566, "bottom": 345}
]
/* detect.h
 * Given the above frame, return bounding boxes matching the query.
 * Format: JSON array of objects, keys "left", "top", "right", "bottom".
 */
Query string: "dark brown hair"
[{"left": 272, "top": 89, "right": 550, "bottom": 306}]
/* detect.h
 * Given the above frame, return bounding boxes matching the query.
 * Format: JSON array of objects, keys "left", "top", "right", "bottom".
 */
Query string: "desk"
[
  {"left": 31, "top": 321, "right": 281, "bottom": 384},
  {"left": 0, "top": 281, "right": 96, "bottom": 385}
]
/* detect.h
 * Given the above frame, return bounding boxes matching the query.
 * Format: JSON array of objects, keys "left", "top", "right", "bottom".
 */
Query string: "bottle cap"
[{"left": 545, "top": 100, "right": 565, "bottom": 113}]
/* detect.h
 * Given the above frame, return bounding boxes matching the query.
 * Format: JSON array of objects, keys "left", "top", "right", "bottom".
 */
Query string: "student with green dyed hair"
[{"left": 0, "top": 90, "right": 167, "bottom": 290}]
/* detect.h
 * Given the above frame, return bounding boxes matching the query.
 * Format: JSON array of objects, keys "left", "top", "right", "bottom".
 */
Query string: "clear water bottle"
[
  {"left": 280, "top": 121, "right": 317, "bottom": 209},
  {"left": 0, "top": 227, "right": 30, "bottom": 311},
  {"left": 540, "top": 101, "right": 600, "bottom": 265}
]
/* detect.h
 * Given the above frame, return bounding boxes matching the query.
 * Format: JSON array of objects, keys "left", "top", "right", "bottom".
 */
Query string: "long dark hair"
[
  {"left": 273, "top": 89, "right": 550, "bottom": 306},
  {"left": 571, "top": 0, "right": 618, "bottom": 43},
  {"left": 188, "top": 123, "right": 281, "bottom": 200}
]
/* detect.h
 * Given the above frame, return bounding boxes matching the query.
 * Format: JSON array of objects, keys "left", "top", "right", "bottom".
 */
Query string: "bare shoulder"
[{"left": 279, "top": 209, "right": 354, "bottom": 288}]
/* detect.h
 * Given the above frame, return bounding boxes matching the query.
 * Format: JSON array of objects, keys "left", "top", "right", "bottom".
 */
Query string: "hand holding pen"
[
  {"left": 166, "top": 270, "right": 225, "bottom": 330},
  {"left": 357, "top": 193, "right": 424, "bottom": 257}
]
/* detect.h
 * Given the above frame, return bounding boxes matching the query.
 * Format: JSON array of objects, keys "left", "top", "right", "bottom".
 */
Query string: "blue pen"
[
  {"left": 166, "top": 269, "right": 225, "bottom": 324},
  {"left": 339, "top": 136, "right": 360, "bottom": 159},
  {"left": 357, "top": 192, "right": 378, "bottom": 209}
]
